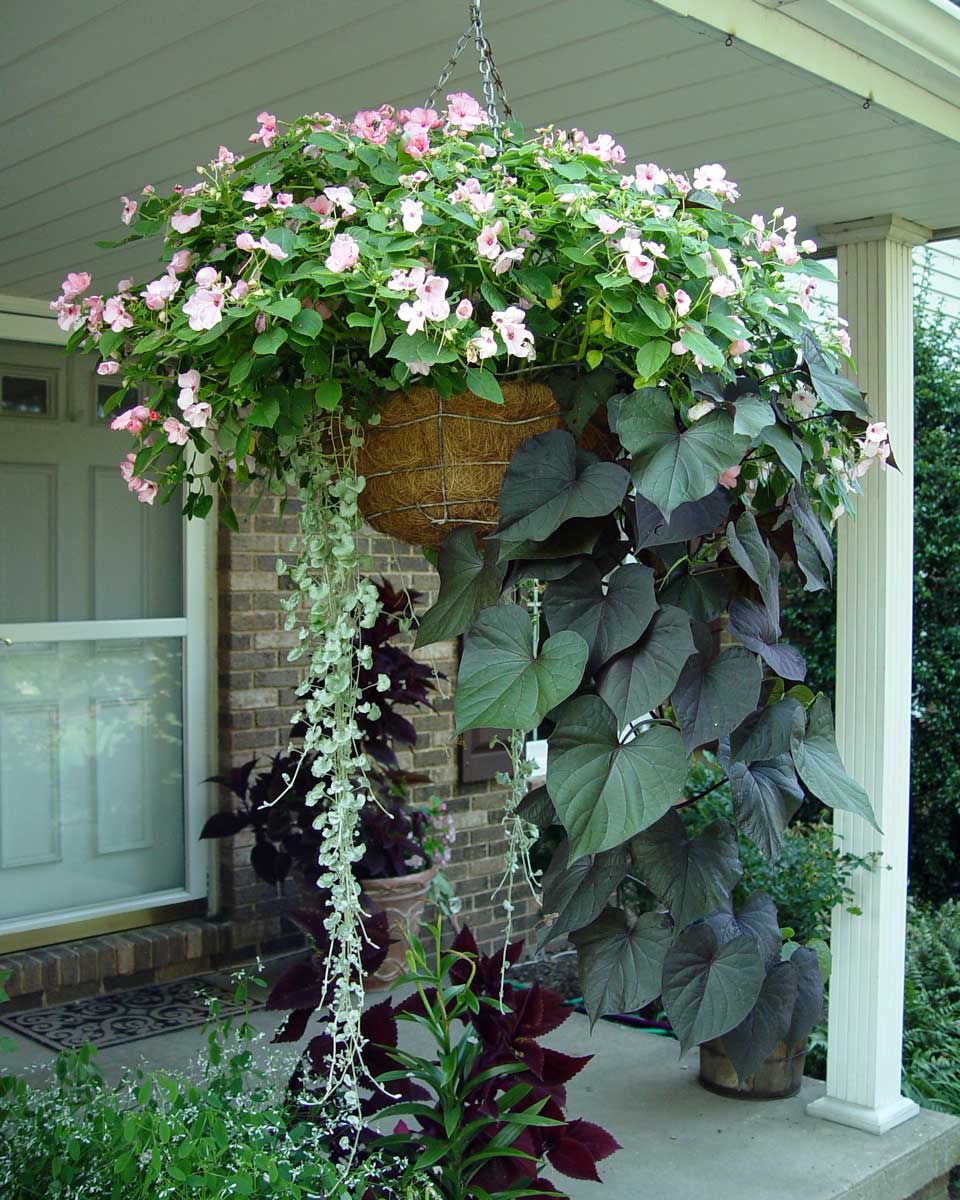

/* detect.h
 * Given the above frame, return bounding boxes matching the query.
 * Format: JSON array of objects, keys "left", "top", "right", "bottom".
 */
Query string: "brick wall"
[{"left": 216, "top": 493, "right": 535, "bottom": 952}]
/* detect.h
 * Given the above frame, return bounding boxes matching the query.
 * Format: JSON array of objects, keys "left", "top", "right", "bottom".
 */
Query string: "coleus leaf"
[
  {"left": 661, "top": 919, "right": 767, "bottom": 1054},
  {"left": 801, "top": 330, "right": 871, "bottom": 419},
  {"left": 727, "top": 598, "right": 807, "bottom": 681},
  {"left": 571, "top": 906, "right": 674, "bottom": 1026},
  {"left": 634, "top": 489, "right": 730, "bottom": 549},
  {"left": 610, "top": 388, "right": 748, "bottom": 518},
  {"left": 721, "top": 960, "right": 799, "bottom": 1081},
  {"left": 547, "top": 694, "right": 687, "bottom": 857},
  {"left": 597, "top": 605, "right": 696, "bottom": 727},
  {"left": 540, "top": 841, "right": 629, "bottom": 944},
  {"left": 543, "top": 562, "right": 657, "bottom": 674},
  {"left": 629, "top": 810, "right": 742, "bottom": 931},
  {"left": 491, "top": 430, "right": 629, "bottom": 556},
  {"left": 789, "top": 695, "right": 880, "bottom": 830},
  {"left": 671, "top": 623, "right": 763, "bottom": 752},
  {"left": 454, "top": 605, "right": 588, "bottom": 734},
  {"left": 728, "top": 756, "right": 804, "bottom": 863},
  {"left": 415, "top": 528, "right": 506, "bottom": 649}
]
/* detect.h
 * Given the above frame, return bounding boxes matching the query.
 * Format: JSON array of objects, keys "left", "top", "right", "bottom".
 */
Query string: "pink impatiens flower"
[
  {"left": 476, "top": 220, "right": 503, "bottom": 260},
  {"left": 111, "top": 404, "right": 157, "bottom": 435},
  {"left": 403, "top": 128, "right": 432, "bottom": 159},
  {"left": 249, "top": 111, "right": 278, "bottom": 148},
  {"left": 789, "top": 387, "right": 818, "bottom": 418},
  {"left": 61, "top": 272, "right": 91, "bottom": 299},
  {"left": 162, "top": 416, "right": 191, "bottom": 445},
  {"left": 136, "top": 479, "right": 158, "bottom": 505},
  {"left": 236, "top": 232, "right": 258, "bottom": 252},
  {"left": 446, "top": 92, "right": 488, "bottom": 133},
  {"left": 324, "top": 186, "right": 356, "bottom": 216},
  {"left": 580, "top": 133, "right": 625, "bottom": 163},
  {"left": 242, "top": 184, "right": 273, "bottom": 210},
  {"left": 103, "top": 296, "right": 133, "bottom": 332},
  {"left": 168, "top": 249, "right": 192, "bottom": 274},
  {"left": 97, "top": 360, "right": 120, "bottom": 375},
  {"left": 259, "top": 235, "right": 288, "bottom": 260},
  {"left": 492, "top": 307, "right": 535, "bottom": 360},
  {"left": 400, "top": 197, "right": 424, "bottom": 233},
  {"left": 466, "top": 327, "right": 498, "bottom": 362},
  {"left": 325, "top": 233, "right": 360, "bottom": 273},
  {"left": 633, "top": 163, "right": 668, "bottom": 194},
  {"left": 693, "top": 163, "right": 739, "bottom": 200},
  {"left": 142, "top": 274, "right": 180, "bottom": 310},
  {"left": 171, "top": 208, "right": 202, "bottom": 233},
  {"left": 493, "top": 247, "right": 524, "bottom": 276},
  {"left": 718, "top": 465, "right": 742, "bottom": 489},
  {"left": 591, "top": 212, "right": 623, "bottom": 235},
  {"left": 183, "top": 401, "right": 212, "bottom": 429},
  {"left": 120, "top": 196, "right": 138, "bottom": 225},
  {"left": 455, "top": 298, "right": 474, "bottom": 320},
  {"left": 620, "top": 238, "right": 655, "bottom": 284},
  {"left": 273, "top": 192, "right": 294, "bottom": 209},
  {"left": 182, "top": 286, "right": 225, "bottom": 331},
  {"left": 351, "top": 107, "right": 396, "bottom": 145}
]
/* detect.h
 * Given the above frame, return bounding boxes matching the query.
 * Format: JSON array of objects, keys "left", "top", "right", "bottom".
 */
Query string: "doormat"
[{"left": 0, "top": 976, "right": 265, "bottom": 1052}]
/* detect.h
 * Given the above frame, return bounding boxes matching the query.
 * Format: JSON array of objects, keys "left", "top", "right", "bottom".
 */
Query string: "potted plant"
[
  {"left": 59, "top": 84, "right": 882, "bottom": 1089},
  {"left": 201, "top": 579, "right": 454, "bottom": 986}
]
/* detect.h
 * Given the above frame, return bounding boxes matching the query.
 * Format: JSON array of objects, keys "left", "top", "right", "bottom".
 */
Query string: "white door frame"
[{"left": 0, "top": 294, "right": 217, "bottom": 946}]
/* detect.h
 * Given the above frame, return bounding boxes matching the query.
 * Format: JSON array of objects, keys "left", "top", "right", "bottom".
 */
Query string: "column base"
[{"left": 807, "top": 1093, "right": 920, "bottom": 1135}]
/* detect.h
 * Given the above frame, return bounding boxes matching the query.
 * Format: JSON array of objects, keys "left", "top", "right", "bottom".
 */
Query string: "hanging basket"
[{"left": 356, "top": 379, "right": 609, "bottom": 548}]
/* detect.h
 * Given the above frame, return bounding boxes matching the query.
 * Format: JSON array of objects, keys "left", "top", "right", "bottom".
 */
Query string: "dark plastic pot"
[{"left": 698, "top": 1037, "right": 806, "bottom": 1100}]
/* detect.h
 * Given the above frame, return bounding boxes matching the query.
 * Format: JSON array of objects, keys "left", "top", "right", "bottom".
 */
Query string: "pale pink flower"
[
  {"left": 468, "top": 191, "right": 496, "bottom": 215},
  {"left": 61, "top": 272, "right": 92, "bottom": 299},
  {"left": 324, "top": 186, "right": 356, "bottom": 216},
  {"left": 171, "top": 208, "right": 202, "bottom": 234},
  {"left": 581, "top": 133, "right": 625, "bottom": 163},
  {"left": 789, "top": 387, "right": 818, "bottom": 418},
  {"left": 111, "top": 404, "right": 156, "bottom": 434},
  {"left": 254, "top": 312, "right": 267, "bottom": 333},
  {"left": 643, "top": 241, "right": 667, "bottom": 259},
  {"left": 416, "top": 274, "right": 450, "bottom": 320},
  {"left": 777, "top": 237, "right": 800, "bottom": 267},
  {"left": 671, "top": 340, "right": 687, "bottom": 356},
  {"left": 120, "top": 454, "right": 137, "bottom": 484},
  {"left": 195, "top": 266, "right": 219, "bottom": 288},
  {"left": 403, "top": 129, "right": 432, "bottom": 159},
  {"left": 231, "top": 279, "right": 251, "bottom": 301},
  {"left": 120, "top": 196, "right": 138, "bottom": 225},
  {"left": 136, "top": 479, "right": 158, "bottom": 505},
  {"left": 446, "top": 92, "right": 488, "bottom": 133},
  {"left": 710, "top": 276, "right": 737, "bottom": 299},
  {"left": 399, "top": 107, "right": 441, "bottom": 131},
  {"left": 117, "top": 278, "right": 134, "bottom": 293},
  {"left": 399, "top": 170, "right": 429, "bottom": 186},
  {"left": 142, "top": 274, "right": 180, "bottom": 310},
  {"left": 168, "top": 249, "right": 192, "bottom": 274},
  {"left": 97, "top": 361, "right": 120, "bottom": 375},
  {"left": 837, "top": 327, "right": 852, "bottom": 356},
  {"left": 864, "top": 421, "right": 888, "bottom": 446},
  {"left": 633, "top": 163, "right": 668, "bottom": 194},
  {"left": 85, "top": 295, "right": 104, "bottom": 330},
  {"left": 407, "top": 360, "right": 432, "bottom": 376},
  {"left": 305, "top": 194, "right": 334, "bottom": 217},
  {"left": 236, "top": 232, "right": 258, "bottom": 252},
  {"left": 655, "top": 283, "right": 669, "bottom": 301},
  {"left": 492, "top": 307, "right": 535, "bottom": 360},
  {"left": 476, "top": 221, "right": 503, "bottom": 260},
  {"left": 449, "top": 177, "right": 482, "bottom": 203},
  {"left": 400, "top": 197, "right": 424, "bottom": 233},
  {"left": 351, "top": 108, "right": 395, "bottom": 144},
  {"left": 398, "top": 300, "right": 427, "bottom": 335},
  {"left": 718, "top": 464, "right": 742, "bottom": 489},
  {"left": 274, "top": 192, "right": 294, "bottom": 209},
  {"left": 728, "top": 338, "right": 751, "bottom": 357},
  {"left": 466, "top": 327, "right": 498, "bottom": 362},
  {"left": 214, "top": 145, "right": 238, "bottom": 167},
  {"left": 51, "top": 299, "right": 83, "bottom": 332},
  {"left": 620, "top": 237, "right": 654, "bottom": 283},
  {"left": 249, "top": 111, "right": 278, "bottom": 148},
  {"left": 242, "top": 185, "right": 273, "bottom": 210},
  {"left": 259, "top": 235, "right": 288, "bottom": 260},
  {"left": 182, "top": 287, "right": 224, "bottom": 331},
  {"left": 386, "top": 266, "right": 426, "bottom": 292},
  {"left": 493, "top": 247, "right": 524, "bottom": 275},
  {"left": 178, "top": 369, "right": 200, "bottom": 394},
  {"left": 797, "top": 275, "right": 817, "bottom": 314},
  {"left": 163, "top": 416, "right": 190, "bottom": 445},
  {"left": 669, "top": 171, "right": 691, "bottom": 196},
  {"left": 183, "top": 401, "right": 212, "bottom": 428},
  {"left": 592, "top": 212, "right": 623, "bottom": 235},
  {"left": 324, "top": 233, "right": 360, "bottom": 273},
  {"left": 693, "top": 163, "right": 739, "bottom": 200},
  {"left": 103, "top": 297, "right": 132, "bottom": 332},
  {"left": 800, "top": 238, "right": 818, "bottom": 255},
  {"left": 455, "top": 298, "right": 474, "bottom": 320},
  {"left": 517, "top": 227, "right": 535, "bottom": 244}
]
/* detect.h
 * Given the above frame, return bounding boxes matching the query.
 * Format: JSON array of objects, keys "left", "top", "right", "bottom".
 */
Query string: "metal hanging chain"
[{"left": 425, "top": 0, "right": 512, "bottom": 146}]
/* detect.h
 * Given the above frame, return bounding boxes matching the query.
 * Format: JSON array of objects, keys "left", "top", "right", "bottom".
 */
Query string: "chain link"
[{"left": 424, "top": 0, "right": 512, "bottom": 149}]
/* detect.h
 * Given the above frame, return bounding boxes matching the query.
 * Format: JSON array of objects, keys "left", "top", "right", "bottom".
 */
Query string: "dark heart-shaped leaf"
[
  {"left": 629, "top": 810, "right": 742, "bottom": 931},
  {"left": 454, "top": 605, "right": 588, "bottom": 733},
  {"left": 784, "top": 945, "right": 824, "bottom": 1047},
  {"left": 721, "top": 960, "right": 799, "bottom": 1081},
  {"left": 728, "top": 698, "right": 805, "bottom": 766},
  {"left": 732, "top": 394, "right": 776, "bottom": 437},
  {"left": 540, "top": 840, "right": 629, "bottom": 944},
  {"left": 671, "top": 623, "right": 762, "bottom": 752},
  {"left": 491, "top": 430, "right": 629, "bottom": 555},
  {"left": 547, "top": 694, "right": 687, "bottom": 857},
  {"left": 761, "top": 422, "right": 804, "bottom": 479},
  {"left": 415, "top": 528, "right": 506, "bottom": 648},
  {"left": 498, "top": 515, "right": 605, "bottom": 570},
  {"left": 634, "top": 489, "right": 730, "bottom": 548},
  {"left": 725, "top": 511, "right": 769, "bottom": 589},
  {"left": 662, "top": 565, "right": 731, "bottom": 623},
  {"left": 787, "top": 483, "right": 835, "bottom": 591},
  {"left": 517, "top": 784, "right": 557, "bottom": 830},
  {"left": 571, "top": 907, "right": 674, "bottom": 1026},
  {"left": 610, "top": 389, "right": 748, "bottom": 518},
  {"left": 790, "top": 695, "right": 880, "bottom": 830},
  {"left": 727, "top": 598, "right": 807, "bottom": 681},
  {"left": 729, "top": 756, "right": 804, "bottom": 862},
  {"left": 199, "top": 809, "right": 251, "bottom": 838},
  {"left": 597, "top": 605, "right": 696, "bottom": 727},
  {"left": 661, "top": 922, "right": 766, "bottom": 1054},
  {"left": 801, "top": 330, "right": 871, "bottom": 419},
  {"left": 730, "top": 891, "right": 783, "bottom": 969},
  {"left": 543, "top": 562, "right": 656, "bottom": 673}
]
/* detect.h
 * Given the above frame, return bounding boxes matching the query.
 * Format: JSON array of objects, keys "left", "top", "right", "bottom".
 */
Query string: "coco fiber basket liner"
[{"left": 356, "top": 379, "right": 565, "bottom": 548}]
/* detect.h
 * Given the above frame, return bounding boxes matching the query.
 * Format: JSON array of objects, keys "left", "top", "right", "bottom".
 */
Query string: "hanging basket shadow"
[{"left": 356, "top": 379, "right": 610, "bottom": 548}]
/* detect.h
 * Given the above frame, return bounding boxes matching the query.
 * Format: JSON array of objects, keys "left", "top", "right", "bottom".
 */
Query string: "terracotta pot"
[
  {"left": 698, "top": 1037, "right": 806, "bottom": 1100},
  {"left": 360, "top": 864, "right": 438, "bottom": 989}
]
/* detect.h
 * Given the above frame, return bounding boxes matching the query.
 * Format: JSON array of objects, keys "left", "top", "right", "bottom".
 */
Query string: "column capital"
[{"left": 818, "top": 214, "right": 932, "bottom": 249}]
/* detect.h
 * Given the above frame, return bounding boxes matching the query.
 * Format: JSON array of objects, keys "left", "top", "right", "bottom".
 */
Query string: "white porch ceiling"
[{"left": 1, "top": 0, "right": 959, "bottom": 300}]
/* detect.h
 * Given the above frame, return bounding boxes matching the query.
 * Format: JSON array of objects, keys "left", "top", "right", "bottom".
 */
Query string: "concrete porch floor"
[{"left": 4, "top": 972, "right": 959, "bottom": 1200}]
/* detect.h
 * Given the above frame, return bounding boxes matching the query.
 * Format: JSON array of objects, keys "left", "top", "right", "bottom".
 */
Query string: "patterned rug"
[{"left": 0, "top": 976, "right": 264, "bottom": 1052}]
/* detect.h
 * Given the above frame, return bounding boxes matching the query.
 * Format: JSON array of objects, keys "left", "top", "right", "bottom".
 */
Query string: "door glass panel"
[
  {"left": 0, "top": 638, "right": 185, "bottom": 921},
  {"left": 1, "top": 373, "right": 50, "bottom": 416}
]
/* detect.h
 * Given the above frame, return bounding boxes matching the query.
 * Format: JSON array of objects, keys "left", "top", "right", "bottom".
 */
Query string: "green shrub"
[
  {"left": 0, "top": 977, "right": 415, "bottom": 1200},
  {"left": 782, "top": 285, "right": 960, "bottom": 904},
  {"left": 901, "top": 899, "right": 960, "bottom": 1115}
]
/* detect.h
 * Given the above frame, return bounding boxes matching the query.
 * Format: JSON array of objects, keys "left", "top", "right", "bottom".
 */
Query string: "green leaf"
[
  {"left": 517, "top": 267, "right": 555, "bottom": 301},
  {"left": 387, "top": 332, "right": 457, "bottom": 365},
  {"left": 597, "top": 605, "right": 695, "bottom": 725},
  {"left": 671, "top": 624, "right": 763, "bottom": 752},
  {"left": 722, "top": 960, "right": 800, "bottom": 1081},
  {"left": 228, "top": 356, "right": 254, "bottom": 387},
  {"left": 368, "top": 311, "right": 386, "bottom": 356},
  {"left": 314, "top": 380, "right": 342, "bottom": 411},
  {"left": 630, "top": 811, "right": 742, "bottom": 930},
  {"left": 802, "top": 331, "right": 870, "bottom": 418},
  {"left": 253, "top": 327, "right": 287, "bottom": 355},
  {"left": 733, "top": 395, "right": 775, "bottom": 438},
  {"left": 491, "top": 430, "right": 629, "bottom": 554},
  {"left": 415, "top": 528, "right": 506, "bottom": 648},
  {"left": 290, "top": 308, "right": 324, "bottom": 339},
  {"left": 480, "top": 280, "right": 508, "bottom": 311},
  {"left": 636, "top": 294, "right": 672, "bottom": 331},
  {"left": 465, "top": 369, "right": 504, "bottom": 404},
  {"left": 454, "top": 605, "right": 588, "bottom": 734},
  {"left": 610, "top": 389, "right": 748, "bottom": 518},
  {"left": 547, "top": 694, "right": 688, "bottom": 857},
  {"left": 790, "top": 695, "right": 880, "bottom": 830},
  {"left": 264, "top": 296, "right": 301, "bottom": 320},
  {"left": 679, "top": 328, "right": 726, "bottom": 370},
  {"left": 571, "top": 907, "right": 674, "bottom": 1026},
  {"left": 543, "top": 562, "right": 657, "bottom": 673},
  {"left": 634, "top": 339, "right": 673, "bottom": 381},
  {"left": 761, "top": 423, "right": 803, "bottom": 478},
  {"left": 554, "top": 160, "right": 588, "bottom": 180},
  {"left": 540, "top": 841, "right": 629, "bottom": 944},
  {"left": 661, "top": 922, "right": 766, "bottom": 1054}
]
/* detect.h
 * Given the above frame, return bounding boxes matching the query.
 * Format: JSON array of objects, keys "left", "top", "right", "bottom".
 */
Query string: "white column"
[{"left": 807, "top": 215, "right": 930, "bottom": 1135}]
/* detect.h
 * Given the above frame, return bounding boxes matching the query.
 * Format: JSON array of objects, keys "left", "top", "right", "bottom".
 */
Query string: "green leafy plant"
[{"left": 0, "top": 975, "right": 415, "bottom": 1200}]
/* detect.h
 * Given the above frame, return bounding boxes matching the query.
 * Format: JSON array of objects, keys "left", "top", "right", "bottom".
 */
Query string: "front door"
[{"left": 0, "top": 337, "right": 210, "bottom": 950}]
